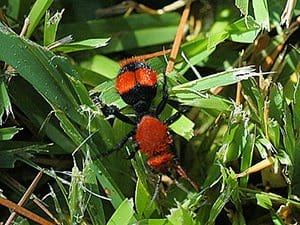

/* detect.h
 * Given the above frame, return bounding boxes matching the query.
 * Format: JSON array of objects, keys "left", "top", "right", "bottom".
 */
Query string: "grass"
[{"left": 0, "top": 0, "right": 299, "bottom": 224}]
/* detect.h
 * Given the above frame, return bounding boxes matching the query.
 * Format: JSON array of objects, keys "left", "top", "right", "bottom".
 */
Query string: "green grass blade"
[
  {"left": 26, "top": 0, "right": 54, "bottom": 38},
  {"left": 0, "top": 126, "right": 22, "bottom": 140},
  {"left": 44, "top": 9, "right": 64, "bottom": 46},
  {"left": 53, "top": 38, "right": 110, "bottom": 53},
  {"left": 135, "top": 178, "right": 156, "bottom": 218},
  {"left": 207, "top": 170, "right": 238, "bottom": 225},
  {"left": 239, "top": 131, "right": 256, "bottom": 187},
  {"left": 252, "top": 0, "right": 270, "bottom": 31},
  {"left": 172, "top": 66, "right": 259, "bottom": 92},
  {"left": 0, "top": 23, "right": 84, "bottom": 124},
  {"left": 235, "top": 0, "right": 249, "bottom": 15},
  {"left": 0, "top": 78, "right": 12, "bottom": 123},
  {"left": 106, "top": 198, "right": 135, "bottom": 225},
  {"left": 84, "top": 161, "right": 106, "bottom": 225}
]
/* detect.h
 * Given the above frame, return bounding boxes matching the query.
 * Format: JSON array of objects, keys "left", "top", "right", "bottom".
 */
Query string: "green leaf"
[
  {"left": 0, "top": 141, "right": 51, "bottom": 168},
  {"left": 167, "top": 203, "right": 195, "bottom": 225},
  {"left": 6, "top": 0, "right": 31, "bottom": 22},
  {"left": 207, "top": 170, "right": 238, "bottom": 225},
  {"left": 235, "top": 0, "right": 249, "bottom": 15},
  {"left": 0, "top": 78, "right": 12, "bottom": 123},
  {"left": 271, "top": 213, "right": 286, "bottom": 225},
  {"left": 227, "top": 16, "right": 261, "bottom": 43},
  {"left": 80, "top": 55, "right": 119, "bottom": 80},
  {"left": 107, "top": 198, "right": 135, "bottom": 225},
  {"left": 173, "top": 66, "right": 259, "bottom": 92},
  {"left": 269, "top": 82, "right": 285, "bottom": 126},
  {"left": 135, "top": 178, "right": 156, "bottom": 218},
  {"left": 256, "top": 193, "right": 272, "bottom": 209},
  {"left": 53, "top": 38, "right": 110, "bottom": 53},
  {"left": 44, "top": 9, "right": 64, "bottom": 46},
  {"left": 146, "top": 219, "right": 170, "bottom": 225},
  {"left": 240, "top": 131, "right": 256, "bottom": 187},
  {"left": 293, "top": 77, "right": 300, "bottom": 128},
  {"left": 0, "top": 126, "right": 22, "bottom": 140},
  {"left": 84, "top": 160, "right": 106, "bottom": 225},
  {"left": 161, "top": 105, "right": 194, "bottom": 141},
  {"left": 9, "top": 77, "right": 76, "bottom": 153},
  {"left": 252, "top": 0, "right": 270, "bottom": 31},
  {"left": 0, "top": 23, "right": 85, "bottom": 124},
  {"left": 90, "top": 161, "right": 127, "bottom": 210},
  {"left": 26, "top": 0, "right": 54, "bottom": 38},
  {"left": 242, "top": 78, "right": 265, "bottom": 123},
  {"left": 223, "top": 124, "right": 245, "bottom": 163}
]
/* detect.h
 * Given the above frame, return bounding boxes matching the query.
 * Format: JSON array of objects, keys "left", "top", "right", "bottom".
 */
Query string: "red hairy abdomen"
[
  {"left": 135, "top": 116, "right": 172, "bottom": 156},
  {"left": 147, "top": 153, "right": 174, "bottom": 173}
]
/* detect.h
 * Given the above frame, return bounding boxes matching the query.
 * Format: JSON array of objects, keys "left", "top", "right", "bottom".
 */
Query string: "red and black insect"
[
  {"left": 100, "top": 59, "right": 198, "bottom": 190},
  {"left": 116, "top": 58, "right": 158, "bottom": 114}
]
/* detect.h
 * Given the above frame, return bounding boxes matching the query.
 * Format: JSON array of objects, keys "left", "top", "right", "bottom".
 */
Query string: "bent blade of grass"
[
  {"left": 172, "top": 66, "right": 260, "bottom": 92},
  {"left": 0, "top": 141, "right": 51, "bottom": 168},
  {"left": 80, "top": 54, "right": 119, "bottom": 80}
]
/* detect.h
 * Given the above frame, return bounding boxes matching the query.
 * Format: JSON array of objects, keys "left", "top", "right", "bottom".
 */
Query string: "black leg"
[
  {"left": 164, "top": 107, "right": 189, "bottom": 125},
  {"left": 99, "top": 100, "right": 136, "bottom": 125},
  {"left": 155, "top": 73, "right": 168, "bottom": 116},
  {"left": 101, "top": 129, "right": 136, "bottom": 156}
]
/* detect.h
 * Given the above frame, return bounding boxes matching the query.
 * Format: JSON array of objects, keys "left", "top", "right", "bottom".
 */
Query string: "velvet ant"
[{"left": 99, "top": 58, "right": 198, "bottom": 191}]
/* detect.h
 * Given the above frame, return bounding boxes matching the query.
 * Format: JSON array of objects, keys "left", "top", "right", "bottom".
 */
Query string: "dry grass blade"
[
  {"left": 166, "top": 0, "right": 192, "bottom": 73},
  {"left": 5, "top": 171, "right": 44, "bottom": 225},
  {"left": 0, "top": 197, "right": 54, "bottom": 225}
]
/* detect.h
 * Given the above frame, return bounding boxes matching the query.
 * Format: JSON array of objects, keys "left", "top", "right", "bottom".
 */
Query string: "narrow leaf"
[
  {"left": 26, "top": 0, "right": 54, "bottom": 38},
  {"left": 44, "top": 9, "right": 64, "bottom": 46},
  {"left": 107, "top": 198, "right": 135, "bottom": 225},
  {"left": 0, "top": 127, "right": 22, "bottom": 140},
  {"left": 53, "top": 38, "right": 111, "bottom": 53},
  {"left": 252, "top": 0, "right": 270, "bottom": 31},
  {"left": 172, "top": 66, "right": 260, "bottom": 92},
  {"left": 235, "top": 0, "right": 249, "bottom": 16},
  {"left": 0, "top": 78, "right": 13, "bottom": 124}
]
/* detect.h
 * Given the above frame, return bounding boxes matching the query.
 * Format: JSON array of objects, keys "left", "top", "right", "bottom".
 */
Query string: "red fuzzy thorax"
[
  {"left": 115, "top": 60, "right": 158, "bottom": 113},
  {"left": 116, "top": 67, "right": 157, "bottom": 95},
  {"left": 135, "top": 116, "right": 172, "bottom": 156}
]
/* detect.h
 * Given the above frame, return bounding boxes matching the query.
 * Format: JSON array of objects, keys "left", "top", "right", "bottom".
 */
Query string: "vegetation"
[{"left": 0, "top": 0, "right": 299, "bottom": 224}]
